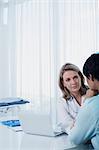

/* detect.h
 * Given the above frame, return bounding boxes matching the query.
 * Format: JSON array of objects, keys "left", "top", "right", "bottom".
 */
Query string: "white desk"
[
  {"left": 0, "top": 124, "right": 93, "bottom": 150},
  {"left": 0, "top": 124, "right": 74, "bottom": 150},
  {"left": 0, "top": 104, "right": 93, "bottom": 150}
]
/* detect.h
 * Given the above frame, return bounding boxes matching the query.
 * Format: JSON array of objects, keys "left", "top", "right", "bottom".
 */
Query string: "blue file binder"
[{"left": 1, "top": 120, "right": 20, "bottom": 127}]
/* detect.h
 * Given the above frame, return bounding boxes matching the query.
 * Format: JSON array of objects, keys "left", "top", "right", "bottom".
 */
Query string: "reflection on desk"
[
  {"left": 0, "top": 125, "right": 93, "bottom": 150},
  {"left": 0, "top": 125, "right": 22, "bottom": 150},
  {"left": 20, "top": 132, "right": 94, "bottom": 150},
  {"left": 20, "top": 133, "right": 76, "bottom": 150},
  {"left": 0, "top": 124, "right": 76, "bottom": 150}
]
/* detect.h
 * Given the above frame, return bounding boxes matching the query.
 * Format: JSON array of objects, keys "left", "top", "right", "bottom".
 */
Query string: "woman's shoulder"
[
  {"left": 58, "top": 97, "right": 66, "bottom": 103},
  {"left": 57, "top": 97, "right": 69, "bottom": 110},
  {"left": 57, "top": 97, "right": 66, "bottom": 104},
  {"left": 57, "top": 97, "right": 72, "bottom": 105}
]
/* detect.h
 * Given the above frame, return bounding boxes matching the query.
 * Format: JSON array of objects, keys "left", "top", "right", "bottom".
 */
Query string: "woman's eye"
[
  {"left": 74, "top": 76, "right": 78, "bottom": 79},
  {"left": 66, "top": 78, "right": 70, "bottom": 82}
]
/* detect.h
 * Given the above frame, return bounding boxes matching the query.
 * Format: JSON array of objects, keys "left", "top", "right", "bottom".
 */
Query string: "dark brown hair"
[{"left": 83, "top": 53, "right": 99, "bottom": 81}]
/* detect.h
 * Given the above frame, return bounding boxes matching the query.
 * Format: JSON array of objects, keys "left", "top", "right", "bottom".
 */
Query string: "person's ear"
[{"left": 89, "top": 74, "right": 94, "bottom": 81}]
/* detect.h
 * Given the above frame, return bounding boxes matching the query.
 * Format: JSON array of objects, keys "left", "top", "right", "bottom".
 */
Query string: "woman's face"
[{"left": 63, "top": 70, "right": 81, "bottom": 95}]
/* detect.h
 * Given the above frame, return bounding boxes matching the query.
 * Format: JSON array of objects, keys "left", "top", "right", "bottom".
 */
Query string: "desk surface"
[
  {"left": 0, "top": 125, "right": 93, "bottom": 150},
  {"left": 0, "top": 125, "right": 73, "bottom": 150},
  {"left": 0, "top": 105, "right": 93, "bottom": 150}
]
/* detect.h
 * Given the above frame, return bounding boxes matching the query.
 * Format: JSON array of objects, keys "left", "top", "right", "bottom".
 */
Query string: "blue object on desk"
[
  {"left": 7, "top": 100, "right": 30, "bottom": 105},
  {"left": 0, "top": 97, "right": 30, "bottom": 107},
  {"left": 0, "top": 103, "right": 8, "bottom": 107},
  {"left": 1, "top": 120, "right": 21, "bottom": 127}
]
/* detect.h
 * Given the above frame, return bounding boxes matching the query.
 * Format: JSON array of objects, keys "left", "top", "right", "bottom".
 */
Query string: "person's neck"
[{"left": 72, "top": 92, "right": 82, "bottom": 106}]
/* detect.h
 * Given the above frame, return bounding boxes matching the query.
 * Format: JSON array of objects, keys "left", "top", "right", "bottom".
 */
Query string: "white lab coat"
[{"left": 57, "top": 96, "right": 83, "bottom": 134}]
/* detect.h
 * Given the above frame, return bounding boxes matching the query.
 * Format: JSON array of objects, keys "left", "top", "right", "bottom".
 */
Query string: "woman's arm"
[{"left": 57, "top": 99, "right": 75, "bottom": 134}]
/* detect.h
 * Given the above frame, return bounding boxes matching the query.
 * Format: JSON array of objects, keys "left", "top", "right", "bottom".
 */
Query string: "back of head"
[{"left": 83, "top": 53, "right": 99, "bottom": 81}]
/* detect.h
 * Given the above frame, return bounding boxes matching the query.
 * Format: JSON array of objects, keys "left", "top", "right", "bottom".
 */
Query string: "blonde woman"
[{"left": 57, "top": 63, "right": 88, "bottom": 134}]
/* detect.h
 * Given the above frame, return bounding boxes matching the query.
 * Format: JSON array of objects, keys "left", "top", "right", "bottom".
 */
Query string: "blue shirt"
[{"left": 68, "top": 95, "right": 99, "bottom": 149}]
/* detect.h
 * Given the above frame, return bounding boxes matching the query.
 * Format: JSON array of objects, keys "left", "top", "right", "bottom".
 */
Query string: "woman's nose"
[{"left": 71, "top": 79, "right": 76, "bottom": 84}]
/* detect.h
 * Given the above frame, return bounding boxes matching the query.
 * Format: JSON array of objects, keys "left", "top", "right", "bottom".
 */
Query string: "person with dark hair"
[
  {"left": 57, "top": 63, "right": 88, "bottom": 134},
  {"left": 68, "top": 54, "right": 99, "bottom": 149}
]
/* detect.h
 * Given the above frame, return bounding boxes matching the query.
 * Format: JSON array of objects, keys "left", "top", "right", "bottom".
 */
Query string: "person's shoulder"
[
  {"left": 57, "top": 97, "right": 66, "bottom": 104},
  {"left": 84, "top": 94, "right": 99, "bottom": 105},
  {"left": 82, "top": 95, "right": 99, "bottom": 113},
  {"left": 57, "top": 97, "right": 71, "bottom": 106},
  {"left": 57, "top": 97, "right": 74, "bottom": 108},
  {"left": 81, "top": 95, "right": 99, "bottom": 118}
]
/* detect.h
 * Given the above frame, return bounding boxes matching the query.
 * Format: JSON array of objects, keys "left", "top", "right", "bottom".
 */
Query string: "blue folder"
[{"left": 1, "top": 120, "right": 20, "bottom": 127}]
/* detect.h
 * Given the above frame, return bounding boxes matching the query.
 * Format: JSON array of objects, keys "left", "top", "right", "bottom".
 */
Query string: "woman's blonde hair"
[{"left": 59, "top": 63, "right": 88, "bottom": 100}]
